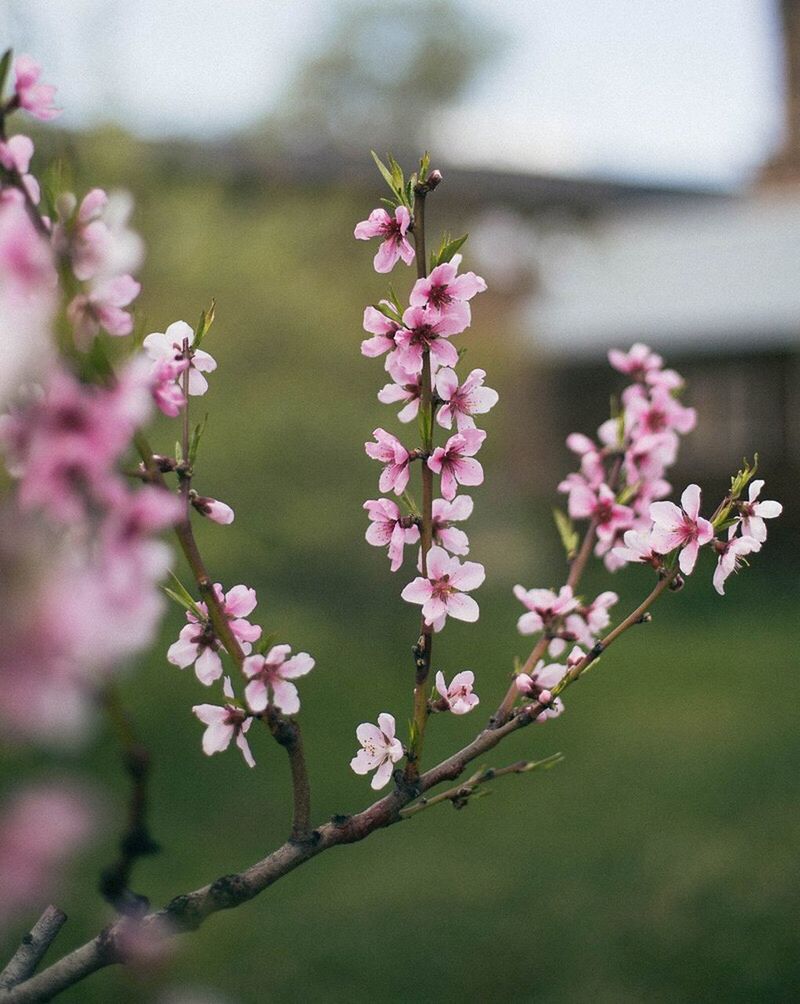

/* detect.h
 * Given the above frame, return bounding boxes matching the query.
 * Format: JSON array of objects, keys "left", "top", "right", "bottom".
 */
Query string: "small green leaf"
[
  {"left": 0, "top": 49, "right": 13, "bottom": 103},
  {"left": 388, "top": 153, "right": 404, "bottom": 192},
  {"left": 175, "top": 440, "right": 183, "bottom": 464},
  {"left": 553, "top": 508, "right": 579, "bottom": 560},
  {"left": 374, "top": 300, "right": 401, "bottom": 322},
  {"left": 401, "top": 491, "right": 420, "bottom": 517},
  {"left": 194, "top": 299, "right": 216, "bottom": 347},
  {"left": 254, "top": 631, "right": 279, "bottom": 655},
  {"left": 163, "top": 573, "right": 204, "bottom": 619},
  {"left": 188, "top": 414, "right": 209, "bottom": 465},
  {"left": 419, "top": 151, "right": 430, "bottom": 181},
  {"left": 435, "top": 233, "right": 468, "bottom": 267},
  {"left": 418, "top": 403, "right": 433, "bottom": 451},
  {"left": 371, "top": 150, "right": 396, "bottom": 193}
]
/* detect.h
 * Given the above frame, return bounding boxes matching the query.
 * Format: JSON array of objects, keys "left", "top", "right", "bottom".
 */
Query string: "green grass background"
[{"left": 2, "top": 136, "right": 798, "bottom": 1002}]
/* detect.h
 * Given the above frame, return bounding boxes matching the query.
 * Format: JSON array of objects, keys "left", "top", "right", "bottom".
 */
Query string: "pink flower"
[
  {"left": 67, "top": 274, "right": 141, "bottom": 348},
  {"left": 565, "top": 433, "right": 605, "bottom": 486},
  {"left": 737, "top": 480, "right": 781, "bottom": 543},
  {"left": 364, "top": 428, "right": 412, "bottom": 495},
  {"left": 0, "top": 784, "right": 94, "bottom": 931},
  {"left": 0, "top": 134, "right": 40, "bottom": 203},
  {"left": 431, "top": 495, "right": 473, "bottom": 555},
  {"left": 515, "top": 660, "right": 566, "bottom": 721},
  {"left": 13, "top": 55, "right": 61, "bottom": 121},
  {"left": 364, "top": 498, "right": 419, "bottom": 571},
  {"left": 57, "top": 188, "right": 144, "bottom": 283},
  {"left": 649, "top": 484, "right": 715, "bottom": 575},
  {"left": 192, "top": 678, "right": 255, "bottom": 767},
  {"left": 143, "top": 320, "right": 217, "bottom": 396},
  {"left": 350, "top": 712, "right": 404, "bottom": 789},
  {"left": 361, "top": 304, "right": 402, "bottom": 358},
  {"left": 564, "top": 591, "right": 618, "bottom": 648},
  {"left": 610, "top": 528, "right": 661, "bottom": 567},
  {"left": 409, "top": 253, "right": 486, "bottom": 325},
  {"left": 435, "top": 367, "right": 498, "bottom": 431},
  {"left": 394, "top": 304, "right": 467, "bottom": 375},
  {"left": 191, "top": 494, "right": 235, "bottom": 525},
  {"left": 513, "top": 584, "right": 578, "bottom": 638},
  {"left": 167, "top": 583, "right": 261, "bottom": 684},
  {"left": 354, "top": 206, "right": 414, "bottom": 273},
  {"left": 713, "top": 532, "right": 762, "bottom": 595},
  {"left": 150, "top": 359, "right": 187, "bottom": 417},
  {"left": 608, "top": 343, "right": 663, "bottom": 379},
  {"left": 626, "top": 385, "right": 696, "bottom": 439},
  {"left": 566, "top": 482, "right": 634, "bottom": 543},
  {"left": 377, "top": 353, "right": 426, "bottom": 423},
  {"left": 435, "top": 670, "right": 479, "bottom": 714},
  {"left": 243, "top": 646, "right": 314, "bottom": 715},
  {"left": 427, "top": 428, "right": 486, "bottom": 501},
  {"left": 401, "top": 545, "right": 485, "bottom": 629}
]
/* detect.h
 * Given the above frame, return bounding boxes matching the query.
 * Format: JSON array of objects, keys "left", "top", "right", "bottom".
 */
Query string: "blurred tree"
[{"left": 261, "top": 0, "right": 502, "bottom": 156}]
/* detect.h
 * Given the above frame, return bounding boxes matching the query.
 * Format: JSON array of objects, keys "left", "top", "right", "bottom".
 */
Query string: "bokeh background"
[{"left": 1, "top": 1, "right": 799, "bottom": 1001}]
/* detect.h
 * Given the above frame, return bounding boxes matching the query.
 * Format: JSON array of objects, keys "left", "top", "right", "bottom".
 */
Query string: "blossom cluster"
[
  {"left": 352, "top": 161, "right": 490, "bottom": 787},
  {"left": 510, "top": 344, "right": 781, "bottom": 721}
]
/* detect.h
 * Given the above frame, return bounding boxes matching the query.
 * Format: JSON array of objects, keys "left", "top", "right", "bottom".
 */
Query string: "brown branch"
[
  {"left": 0, "top": 570, "right": 675, "bottom": 1003},
  {"left": 265, "top": 713, "right": 312, "bottom": 843},
  {"left": 0, "top": 908, "right": 67, "bottom": 991}
]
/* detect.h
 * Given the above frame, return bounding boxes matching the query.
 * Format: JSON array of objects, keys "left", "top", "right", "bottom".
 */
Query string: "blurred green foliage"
[{"left": 1, "top": 133, "right": 798, "bottom": 1002}]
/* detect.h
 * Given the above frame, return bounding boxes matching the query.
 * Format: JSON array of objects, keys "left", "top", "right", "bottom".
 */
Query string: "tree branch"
[{"left": 0, "top": 907, "right": 67, "bottom": 991}]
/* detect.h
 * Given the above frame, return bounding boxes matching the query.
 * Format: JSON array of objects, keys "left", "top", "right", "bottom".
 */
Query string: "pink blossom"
[
  {"left": 168, "top": 584, "right": 261, "bottom": 685},
  {"left": 0, "top": 134, "right": 40, "bottom": 203},
  {"left": 364, "top": 428, "right": 412, "bottom": 495},
  {"left": 364, "top": 497, "right": 419, "bottom": 571},
  {"left": 435, "top": 367, "right": 498, "bottom": 431},
  {"left": 350, "top": 712, "right": 404, "bottom": 789},
  {"left": 610, "top": 528, "right": 662, "bottom": 567},
  {"left": 513, "top": 584, "right": 578, "bottom": 639},
  {"left": 0, "top": 784, "right": 94, "bottom": 931},
  {"left": 192, "top": 678, "right": 255, "bottom": 767},
  {"left": 354, "top": 206, "right": 414, "bottom": 273},
  {"left": 243, "top": 646, "right": 315, "bottom": 714},
  {"left": 377, "top": 353, "right": 426, "bottom": 423},
  {"left": 361, "top": 304, "right": 402, "bottom": 358},
  {"left": 624, "top": 431, "right": 677, "bottom": 486},
  {"left": 608, "top": 343, "right": 663, "bottom": 380},
  {"left": 515, "top": 660, "right": 566, "bottom": 721},
  {"left": 427, "top": 428, "right": 486, "bottom": 501},
  {"left": 191, "top": 494, "right": 235, "bottom": 525},
  {"left": 565, "top": 482, "right": 633, "bottom": 543},
  {"left": 67, "top": 273, "right": 141, "bottom": 347},
  {"left": 394, "top": 304, "right": 467, "bottom": 374},
  {"left": 150, "top": 359, "right": 187, "bottom": 417},
  {"left": 564, "top": 591, "right": 618, "bottom": 648},
  {"left": 713, "top": 532, "right": 761, "bottom": 595},
  {"left": 435, "top": 670, "right": 479, "bottom": 714},
  {"left": 13, "top": 55, "right": 61, "bottom": 121},
  {"left": 57, "top": 188, "right": 144, "bottom": 283},
  {"left": 565, "top": 432, "right": 605, "bottom": 485},
  {"left": 649, "top": 484, "right": 715, "bottom": 575},
  {"left": 401, "top": 545, "right": 485, "bottom": 629},
  {"left": 626, "top": 385, "right": 696, "bottom": 439},
  {"left": 143, "top": 320, "right": 217, "bottom": 396},
  {"left": 431, "top": 494, "right": 473, "bottom": 555},
  {"left": 409, "top": 253, "right": 486, "bottom": 326},
  {"left": 737, "top": 480, "right": 782, "bottom": 543}
]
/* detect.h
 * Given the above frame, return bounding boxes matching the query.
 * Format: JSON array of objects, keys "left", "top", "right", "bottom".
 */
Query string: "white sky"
[{"left": 1, "top": 0, "right": 785, "bottom": 187}]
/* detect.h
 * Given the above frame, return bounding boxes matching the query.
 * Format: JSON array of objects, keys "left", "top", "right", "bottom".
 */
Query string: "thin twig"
[{"left": 399, "top": 753, "right": 565, "bottom": 818}]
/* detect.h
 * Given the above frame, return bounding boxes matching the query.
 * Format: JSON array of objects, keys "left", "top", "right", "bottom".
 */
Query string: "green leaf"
[
  {"left": 194, "top": 299, "right": 216, "bottom": 347},
  {"left": 418, "top": 402, "right": 433, "bottom": 451},
  {"left": 371, "top": 150, "right": 396, "bottom": 193},
  {"left": 254, "top": 631, "right": 279, "bottom": 655},
  {"left": 188, "top": 414, "right": 209, "bottom": 465},
  {"left": 388, "top": 153, "right": 404, "bottom": 192},
  {"left": 434, "top": 233, "right": 468, "bottom": 267},
  {"left": 553, "top": 508, "right": 579, "bottom": 560},
  {"left": 379, "top": 196, "right": 398, "bottom": 210},
  {"left": 374, "top": 299, "right": 401, "bottom": 322},
  {"left": 0, "top": 49, "right": 13, "bottom": 103},
  {"left": 175, "top": 440, "right": 183, "bottom": 464},
  {"left": 401, "top": 491, "right": 420, "bottom": 517},
  {"left": 419, "top": 151, "right": 430, "bottom": 181},
  {"left": 163, "top": 573, "right": 204, "bottom": 619},
  {"left": 387, "top": 285, "right": 404, "bottom": 315}
]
